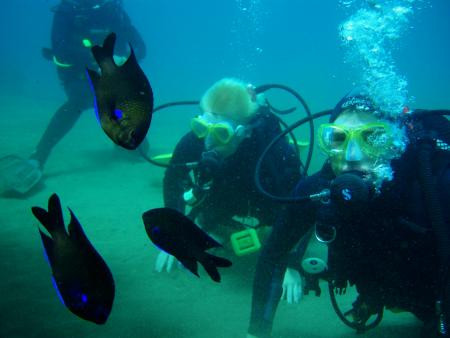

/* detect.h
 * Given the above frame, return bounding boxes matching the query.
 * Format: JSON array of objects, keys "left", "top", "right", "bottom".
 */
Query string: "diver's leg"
[
  {"left": 31, "top": 71, "right": 92, "bottom": 167},
  {"left": 31, "top": 101, "right": 88, "bottom": 166}
]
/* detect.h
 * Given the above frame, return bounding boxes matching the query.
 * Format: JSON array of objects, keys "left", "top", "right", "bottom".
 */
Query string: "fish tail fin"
[
  {"left": 31, "top": 193, "right": 66, "bottom": 236},
  {"left": 200, "top": 253, "right": 232, "bottom": 283},
  {"left": 91, "top": 32, "right": 116, "bottom": 71},
  {"left": 179, "top": 258, "right": 199, "bottom": 278}
]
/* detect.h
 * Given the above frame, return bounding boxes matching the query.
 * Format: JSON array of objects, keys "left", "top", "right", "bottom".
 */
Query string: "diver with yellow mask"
[
  {"left": 155, "top": 78, "right": 302, "bottom": 273},
  {"left": 247, "top": 89, "right": 450, "bottom": 338}
]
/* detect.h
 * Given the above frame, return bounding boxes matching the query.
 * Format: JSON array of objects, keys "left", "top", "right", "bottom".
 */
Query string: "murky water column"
[
  {"left": 231, "top": 0, "right": 265, "bottom": 78},
  {"left": 339, "top": 0, "right": 423, "bottom": 119}
]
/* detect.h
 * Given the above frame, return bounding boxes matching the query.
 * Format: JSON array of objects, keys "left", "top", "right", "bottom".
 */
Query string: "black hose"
[
  {"left": 328, "top": 282, "right": 383, "bottom": 333},
  {"left": 255, "top": 84, "right": 315, "bottom": 174},
  {"left": 254, "top": 109, "right": 332, "bottom": 203}
]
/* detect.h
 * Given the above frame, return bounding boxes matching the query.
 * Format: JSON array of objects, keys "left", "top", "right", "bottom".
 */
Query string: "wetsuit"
[
  {"left": 33, "top": 0, "right": 146, "bottom": 165},
  {"left": 248, "top": 113, "right": 450, "bottom": 337},
  {"left": 163, "top": 107, "right": 301, "bottom": 232}
]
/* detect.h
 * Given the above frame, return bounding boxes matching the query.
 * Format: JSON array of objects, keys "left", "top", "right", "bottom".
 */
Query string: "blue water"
[{"left": 0, "top": 1, "right": 449, "bottom": 337}]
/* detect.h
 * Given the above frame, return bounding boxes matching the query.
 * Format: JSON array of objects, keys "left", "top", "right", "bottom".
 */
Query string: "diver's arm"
[
  {"left": 116, "top": 7, "right": 147, "bottom": 60},
  {"left": 163, "top": 133, "right": 203, "bottom": 212}
]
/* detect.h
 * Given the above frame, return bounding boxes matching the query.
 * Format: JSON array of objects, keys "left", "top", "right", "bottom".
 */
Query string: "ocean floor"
[{"left": 0, "top": 95, "right": 422, "bottom": 337}]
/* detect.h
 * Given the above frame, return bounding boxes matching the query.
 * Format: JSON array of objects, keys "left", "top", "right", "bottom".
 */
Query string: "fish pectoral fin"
[
  {"left": 178, "top": 258, "right": 199, "bottom": 278},
  {"left": 31, "top": 193, "right": 66, "bottom": 236},
  {"left": 200, "top": 253, "right": 233, "bottom": 283}
]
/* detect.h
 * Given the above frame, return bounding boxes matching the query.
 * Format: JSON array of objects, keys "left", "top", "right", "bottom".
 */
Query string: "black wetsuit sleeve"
[
  {"left": 248, "top": 176, "right": 320, "bottom": 337},
  {"left": 163, "top": 132, "right": 203, "bottom": 212},
  {"left": 115, "top": 9, "right": 146, "bottom": 60}
]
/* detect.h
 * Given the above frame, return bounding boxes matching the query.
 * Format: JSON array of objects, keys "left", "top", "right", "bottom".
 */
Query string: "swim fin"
[{"left": 0, "top": 155, "right": 42, "bottom": 194}]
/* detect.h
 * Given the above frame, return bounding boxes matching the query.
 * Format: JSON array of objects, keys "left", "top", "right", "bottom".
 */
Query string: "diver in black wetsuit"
[
  {"left": 155, "top": 78, "right": 301, "bottom": 272},
  {"left": 247, "top": 90, "right": 450, "bottom": 338},
  {"left": 32, "top": 0, "right": 146, "bottom": 169}
]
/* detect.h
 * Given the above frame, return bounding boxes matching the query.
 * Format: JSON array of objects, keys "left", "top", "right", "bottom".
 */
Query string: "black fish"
[
  {"left": 86, "top": 32, "right": 153, "bottom": 150},
  {"left": 143, "top": 207, "right": 232, "bottom": 282},
  {"left": 31, "top": 194, "right": 115, "bottom": 324}
]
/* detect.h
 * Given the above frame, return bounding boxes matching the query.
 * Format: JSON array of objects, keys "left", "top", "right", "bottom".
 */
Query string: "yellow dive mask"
[
  {"left": 318, "top": 122, "right": 394, "bottom": 157},
  {"left": 191, "top": 115, "right": 240, "bottom": 145}
]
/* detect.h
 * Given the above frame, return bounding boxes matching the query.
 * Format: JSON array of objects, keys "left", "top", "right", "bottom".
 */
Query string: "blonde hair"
[{"left": 200, "top": 78, "right": 259, "bottom": 124}]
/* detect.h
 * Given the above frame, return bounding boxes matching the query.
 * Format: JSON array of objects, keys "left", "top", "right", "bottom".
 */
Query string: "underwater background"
[{"left": 0, "top": 0, "right": 449, "bottom": 337}]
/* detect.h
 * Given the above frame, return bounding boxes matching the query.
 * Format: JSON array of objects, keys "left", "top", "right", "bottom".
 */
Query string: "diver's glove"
[
  {"left": 281, "top": 268, "right": 303, "bottom": 304},
  {"left": 154, "top": 250, "right": 177, "bottom": 273}
]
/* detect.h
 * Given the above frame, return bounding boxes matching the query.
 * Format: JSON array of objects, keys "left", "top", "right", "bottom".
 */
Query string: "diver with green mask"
[
  {"left": 154, "top": 78, "right": 302, "bottom": 273},
  {"left": 0, "top": 0, "right": 146, "bottom": 194},
  {"left": 247, "top": 89, "right": 450, "bottom": 338}
]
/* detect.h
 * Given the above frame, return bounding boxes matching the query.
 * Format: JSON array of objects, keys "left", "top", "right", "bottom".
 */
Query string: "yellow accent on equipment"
[
  {"left": 82, "top": 38, "right": 93, "bottom": 48},
  {"left": 150, "top": 153, "right": 173, "bottom": 166},
  {"left": 230, "top": 228, "right": 261, "bottom": 256},
  {"left": 52, "top": 56, "right": 72, "bottom": 68}
]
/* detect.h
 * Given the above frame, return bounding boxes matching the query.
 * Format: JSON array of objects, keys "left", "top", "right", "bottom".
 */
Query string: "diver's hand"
[
  {"left": 281, "top": 268, "right": 303, "bottom": 304},
  {"left": 155, "top": 251, "right": 176, "bottom": 273}
]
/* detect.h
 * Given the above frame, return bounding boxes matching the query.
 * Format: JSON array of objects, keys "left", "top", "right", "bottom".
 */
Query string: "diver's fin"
[
  {"left": 0, "top": 155, "right": 42, "bottom": 194},
  {"left": 179, "top": 258, "right": 199, "bottom": 278},
  {"left": 32, "top": 193, "right": 66, "bottom": 236},
  {"left": 91, "top": 32, "right": 116, "bottom": 72},
  {"left": 200, "top": 253, "right": 232, "bottom": 283}
]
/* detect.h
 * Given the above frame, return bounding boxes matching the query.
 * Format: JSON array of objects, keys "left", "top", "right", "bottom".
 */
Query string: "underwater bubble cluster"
[
  {"left": 231, "top": 0, "right": 265, "bottom": 76},
  {"left": 339, "top": 0, "right": 422, "bottom": 120}
]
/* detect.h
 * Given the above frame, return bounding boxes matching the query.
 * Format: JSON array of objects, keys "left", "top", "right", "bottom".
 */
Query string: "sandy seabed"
[{"left": 0, "top": 95, "right": 422, "bottom": 338}]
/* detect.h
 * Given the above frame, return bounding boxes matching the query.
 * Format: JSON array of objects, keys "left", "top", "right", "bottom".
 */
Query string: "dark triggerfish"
[
  {"left": 31, "top": 194, "right": 115, "bottom": 324},
  {"left": 86, "top": 32, "right": 153, "bottom": 150},
  {"left": 143, "top": 207, "right": 232, "bottom": 282}
]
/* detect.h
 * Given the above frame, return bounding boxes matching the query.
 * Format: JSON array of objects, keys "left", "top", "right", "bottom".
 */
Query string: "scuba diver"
[
  {"left": 247, "top": 89, "right": 450, "bottom": 338},
  {"left": 0, "top": 0, "right": 146, "bottom": 194},
  {"left": 154, "top": 78, "right": 302, "bottom": 273}
]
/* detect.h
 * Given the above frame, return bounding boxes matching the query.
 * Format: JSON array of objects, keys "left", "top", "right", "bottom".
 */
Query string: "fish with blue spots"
[
  {"left": 86, "top": 32, "right": 153, "bottom": 149},
  {"left": 31, "top": 193, "right": 115, "bottom": 324},
  {"left": 143, "top": 207, "right": 232, "bottom": 282}
]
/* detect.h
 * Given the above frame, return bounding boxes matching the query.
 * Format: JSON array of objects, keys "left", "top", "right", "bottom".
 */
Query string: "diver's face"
[{"left": 329, "top": 110, "right": 383, "bottom": 176}]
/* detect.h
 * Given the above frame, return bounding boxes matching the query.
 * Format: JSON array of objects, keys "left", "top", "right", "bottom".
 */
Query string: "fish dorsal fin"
[
  {"left": 91, "top": 32, "right": 117, "bottom": 74},
  {"left": 121, "top": 45, "right": 138, "bottom": 73},
  {"left": 31, "top": 193, "right": 67, "bottom": 237},
  {"left": 39, "top": 229, "right": 56, "bottom": 266},
  {"left": 67, "top": 208, "right": 90, "bottom": 246}
]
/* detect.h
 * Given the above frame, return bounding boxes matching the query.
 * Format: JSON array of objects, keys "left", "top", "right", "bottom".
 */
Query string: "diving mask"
[
  {"left": 318, "top": 122, "right": 394, "bottom": 158},
  {"left": 191, "top": 114, "right": 244, "bottom": 145}
]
